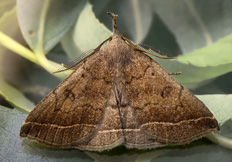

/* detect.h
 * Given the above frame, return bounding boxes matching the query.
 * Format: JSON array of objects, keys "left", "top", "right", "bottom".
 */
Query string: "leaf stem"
[
  {"left": 0, "top": 31, "right": 39, "bottom": 65},
  {"left": 207, "top": 133, "right": 232, "bottom": 149},
  {"left": 0, "top": 31, "right": 71, "bottom": 78},
  {"left": 36, "top": 52, "right": 72, "bottom": 78}
]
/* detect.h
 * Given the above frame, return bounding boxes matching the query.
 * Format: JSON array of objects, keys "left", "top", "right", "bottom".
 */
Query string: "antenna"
[{"left": 107, "top": 12, "right": 119, "bottom": 36}]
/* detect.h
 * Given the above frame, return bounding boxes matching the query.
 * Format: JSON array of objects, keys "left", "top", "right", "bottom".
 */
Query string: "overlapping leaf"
[{"left": 17, "top": 0, "right": 86, "bottom": 53}]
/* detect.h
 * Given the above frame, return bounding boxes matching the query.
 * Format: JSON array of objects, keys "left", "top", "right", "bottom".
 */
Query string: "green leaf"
[
  {"left": 152, "top": 0, "right": 232, "bottom": 53},
  {"left": 61, "top": 1, "right": 111, "bottom": 60},
  {"left": 116, "top": 0, "right": 153, "bottom": 43},
  {"left": 177, "top": 33, "right": 232, "bottom": 67},
  {"left": 17, "top": 0, "right": 86, "bottom": 53},
  {"left": 73, "top": 2, "right": 112, "bottom": 52},
  {"left": 0, "top": 106, "right": 93, "bottom": 162},
  {"left": 143, "top": 54, "right": 232, "bottom": 88},
  {"left": 152, "top": 34, "right": 232, "bottom": 86},
  {"left": 150, "top": 145, "right": 232, "bottom": 162},
  {"left": 0, "top": 78, "right": 34, "bottom": 112},
  {"left": 61, "top": 25, "right": 82, "bottom": 60},
  {"left": 196, "top": 95, "right": 232, "bottom": 125}
]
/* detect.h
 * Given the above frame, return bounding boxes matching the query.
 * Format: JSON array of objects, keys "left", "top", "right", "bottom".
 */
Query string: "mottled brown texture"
[{"left": 20, "top": 13, "right": 219, "bottom": 151}]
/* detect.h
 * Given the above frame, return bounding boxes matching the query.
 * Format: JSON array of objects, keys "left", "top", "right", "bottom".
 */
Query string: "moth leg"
[
  {"left": 61, "top": 63, "right": 76, "bottom": 70},
  {"left": 169, "top": 72, "right": 182, "bottom": 75},
  {"left": 52, "top": 63, "right": 75, "bottom": 74}
]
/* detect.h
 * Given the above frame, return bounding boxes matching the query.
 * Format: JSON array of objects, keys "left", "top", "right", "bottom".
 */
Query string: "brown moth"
[{"left": 20, "top": 13, "right": 219, "bottom": 151}]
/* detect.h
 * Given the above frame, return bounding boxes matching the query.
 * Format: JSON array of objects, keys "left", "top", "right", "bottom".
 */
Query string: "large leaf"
[
  {"left": 73, "top": 2, "right": 112, "bottom": 53},
  {"left": 148, "top": 33, "right": 232, "bottom": 87},
  {"left": 0, "top": 106, "right": 93, "bottom": 162},
  {"left": 197, "top": 95, "right": 232, "bottom": 125},
  {"left": 17, "top": 0, "right": 86, "bottom": 53},
  {"left": 151, "top": 0, "right": 232, "bottom": 53},
  {"left": 61, "top": 1, "right": 111, "bottom": 60},
  {"left": 87, "top": 143, "right": 232, "bottom": 162},
  {"left": 117, "top": 0, "right": 153, "bottom": 43},
  {"left": 155, "top": 54, "right": 232, "bottom": 87},
  {"left": 177, "top": 33, "right": 232, "bottom": 67},
  {"left": 0, "top": 78, "right": 34, "bottom": 112},
  {"left": 61, "top": 25, "right": 82, "bottom": 60}
]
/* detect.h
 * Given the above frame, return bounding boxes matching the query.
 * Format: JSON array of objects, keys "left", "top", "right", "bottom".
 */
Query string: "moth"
[{"left": 20, "top": 13, "right": 219, "bottom": 151}]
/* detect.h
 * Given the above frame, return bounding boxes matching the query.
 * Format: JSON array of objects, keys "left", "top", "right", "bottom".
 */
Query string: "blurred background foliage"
[{"left": 0, "top": 0, "right": 232, "bottom": 161}]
